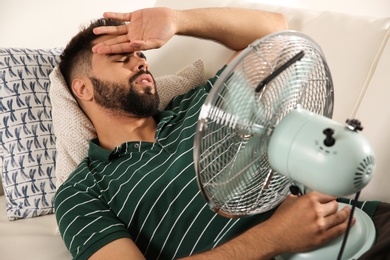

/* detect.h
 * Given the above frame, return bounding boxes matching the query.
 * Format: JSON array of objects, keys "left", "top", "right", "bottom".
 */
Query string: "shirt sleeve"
[{"left": 54, "top": 170, "right": 132, "bottom": 259}]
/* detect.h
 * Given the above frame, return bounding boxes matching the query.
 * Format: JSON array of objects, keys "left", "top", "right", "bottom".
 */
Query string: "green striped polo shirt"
[{"left": 54, "top": 67, "right": 276, "bottom": 260}]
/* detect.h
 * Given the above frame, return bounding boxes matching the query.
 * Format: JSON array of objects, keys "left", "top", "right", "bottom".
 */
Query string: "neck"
[{"left": 91, "top": 110, "right": 158, "bottom": 151}]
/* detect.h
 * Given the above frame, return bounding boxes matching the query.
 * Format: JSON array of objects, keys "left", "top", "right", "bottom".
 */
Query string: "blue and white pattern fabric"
[{"left": 0, "top": 48, "right": 62, "bottom": 220}]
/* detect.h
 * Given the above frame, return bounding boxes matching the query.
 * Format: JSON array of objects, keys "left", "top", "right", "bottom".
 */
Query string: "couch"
[{"left": 1, "top": 0, "right": 389, "bottom": 259}]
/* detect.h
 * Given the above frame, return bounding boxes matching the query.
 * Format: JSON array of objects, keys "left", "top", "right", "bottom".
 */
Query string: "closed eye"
[
  {"left": 112, "top": 52, "right": 146, "bottom": 63},
  {"left": 136, "top": 52, "right": 147, "bottom": 60},
  {"left": 115, "top": 55, "right": 130, "bottom": 63}
]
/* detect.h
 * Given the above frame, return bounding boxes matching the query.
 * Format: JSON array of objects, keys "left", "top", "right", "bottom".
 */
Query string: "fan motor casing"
[{"left": 268, "top": 108, "right": 375, "bottom": 197}]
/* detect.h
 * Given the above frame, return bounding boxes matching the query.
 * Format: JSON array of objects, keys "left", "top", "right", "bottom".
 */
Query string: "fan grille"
[
  {"left": 354, "top": 155, "right": 375, "bottom": 190},
  {"left": 195, "top": 31, "right": 334, "bottom": 216}
]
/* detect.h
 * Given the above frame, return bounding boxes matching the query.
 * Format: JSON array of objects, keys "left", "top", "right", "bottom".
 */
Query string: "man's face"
[
  {"left": 89, "top": 35, "right": 159, "bottom": 117},
  {"left": 90, "top": 71, "right": 159, "bottom": 118}
]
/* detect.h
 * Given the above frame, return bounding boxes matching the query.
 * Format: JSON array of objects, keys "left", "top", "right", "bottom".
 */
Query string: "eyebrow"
[
  {"left": 104, "top": 52, "right": 147, "bottom": 60},
  {"left": 106, "top": 53, "right": 131, "bottom": 58}
]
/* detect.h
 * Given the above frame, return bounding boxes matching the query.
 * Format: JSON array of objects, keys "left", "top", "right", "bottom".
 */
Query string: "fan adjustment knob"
[
  {"left": 346, "top": 119, "right": 363, "bottom": 132},
  {"left": 323, "top": 128, "right": 335, "bottom": 147}
]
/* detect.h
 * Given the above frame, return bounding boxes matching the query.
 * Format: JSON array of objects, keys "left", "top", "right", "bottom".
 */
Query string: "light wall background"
[
  {"left": 0, "top": 0, "right": 157, "bottom": 48},
  {"left": 0, "top": 0, "right": 389, "bottom": 49}
]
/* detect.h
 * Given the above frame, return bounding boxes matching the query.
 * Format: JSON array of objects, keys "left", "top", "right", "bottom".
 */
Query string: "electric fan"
[{"left": 194, "top": 31, "right": 376, "bottom": 259}]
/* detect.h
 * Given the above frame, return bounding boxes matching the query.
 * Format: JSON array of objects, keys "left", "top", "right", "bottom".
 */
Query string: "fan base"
[{"left": 275, "top": 202, "right": 376, "bottom": 260}]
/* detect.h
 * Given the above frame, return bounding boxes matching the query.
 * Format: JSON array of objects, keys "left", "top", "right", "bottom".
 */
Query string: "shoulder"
[
  {"left": 54, "top": 158, "right": 97, "bottom": 208},
  {"left": 167, "top": 65, "right": 228, "bottom": 111},
  {"left": 203, "top": 64, "right": 228, "bottom": 92},
  {"left": 54, "top": 161, "right": 130, "bottom": 259}
]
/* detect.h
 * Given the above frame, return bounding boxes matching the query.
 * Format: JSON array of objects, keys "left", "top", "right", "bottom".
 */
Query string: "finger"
[
  {"left": 321, "top": 199, "right": 339, "bottom": 217},
  {"left": 93, "top": 25, "right": 128, "bottom": 35},
  {"left": 93, "top": 43, "right": 133, "bottom": 54},
  {"left": 324, "top": 206, "right": 352, "bottom": 231},
  {"left": 323, "top": 208, "right": 355, "bottom": 241},
  {"left": 94, "top": 40, "right": 159, "bottom": 54},
  {"left": 92, "top": 35, "right": 130, "bottom": 53},
  {"left": 131, "top": 39, "right": 164, "bottom": 51},
  {"left": 103, "top": 12, "right": 132, "bottom": 21},
  {"left": 310, "top": 191, "right": 337, "bottom": 204}
]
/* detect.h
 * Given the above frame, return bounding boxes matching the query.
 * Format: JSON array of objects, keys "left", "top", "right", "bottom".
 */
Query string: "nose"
[{"left": 132, "top": 52, "right": 148, "bottom": 72}]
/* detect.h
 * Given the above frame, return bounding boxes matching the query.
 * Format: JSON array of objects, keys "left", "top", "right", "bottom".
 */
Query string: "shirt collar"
[{"left": 88, "top": 110, "right": 177, "bottom": 162}]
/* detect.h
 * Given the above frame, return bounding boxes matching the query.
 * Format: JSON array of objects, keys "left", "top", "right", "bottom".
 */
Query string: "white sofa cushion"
[{"left": 0, "top": 195, "right": 71, "bottom": 259}]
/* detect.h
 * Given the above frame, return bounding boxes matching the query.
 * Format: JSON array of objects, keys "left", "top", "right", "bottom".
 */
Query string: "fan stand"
[{"left": 276, "top": 202, "right": 376, "bottom": 260}]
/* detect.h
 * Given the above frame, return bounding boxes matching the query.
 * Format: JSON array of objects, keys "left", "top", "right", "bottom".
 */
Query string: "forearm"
[
  {"left": 92, "top": 7, "right": 287, "bottom": 54},
  {"left": 175, "top": 8, "right": 288, "bottom": 51},
  {"left": 180, "top": 192, "right": 353, "bottom": 259},
  {"left": 179, "top": 221, "right": 281, "bottom": 260}
]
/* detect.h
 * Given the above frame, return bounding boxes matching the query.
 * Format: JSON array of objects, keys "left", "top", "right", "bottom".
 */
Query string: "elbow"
[
  {"left": 258, "top": 11, "right": 289, "bottom": 38},
  {"left": 273, "top": 13, "right": 289, "bottom": 32},
  {"left": 279, "top": 13, "right": 289, "bottom": 30}
]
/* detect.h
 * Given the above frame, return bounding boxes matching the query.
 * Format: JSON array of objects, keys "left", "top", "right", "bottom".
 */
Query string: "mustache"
[{"left": 129, "top": 70, "right": 153, "bottom": 85}]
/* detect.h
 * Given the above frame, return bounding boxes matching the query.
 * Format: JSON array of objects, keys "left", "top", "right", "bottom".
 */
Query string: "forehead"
[
  {"left": 91, "top": 35, "right": 118, "bottom": 64},
  {"left": 92, "top": 34, "right": 116, "bottom": 45}
]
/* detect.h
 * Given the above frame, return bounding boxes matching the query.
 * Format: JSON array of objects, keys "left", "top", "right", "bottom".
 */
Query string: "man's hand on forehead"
[
  {"left": 92, "top": 24, "right": 142, "bottom": 55},
  {"left": 92, "top": 8, "right": 177, "bottom": 55}
]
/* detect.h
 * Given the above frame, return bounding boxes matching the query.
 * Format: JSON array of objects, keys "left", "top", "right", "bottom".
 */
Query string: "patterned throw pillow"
[{"left": 0, "top": 48, "right": 62, "bottom": 220}]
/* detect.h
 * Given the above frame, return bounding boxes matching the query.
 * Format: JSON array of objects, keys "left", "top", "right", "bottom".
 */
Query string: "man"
[{"left": 54, "top": 7, "right": 388, "bottom": 260}]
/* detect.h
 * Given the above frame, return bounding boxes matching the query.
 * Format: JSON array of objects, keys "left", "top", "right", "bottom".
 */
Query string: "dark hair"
[{"left": 59, "top": 18, "right": 125, "bottom": 89}]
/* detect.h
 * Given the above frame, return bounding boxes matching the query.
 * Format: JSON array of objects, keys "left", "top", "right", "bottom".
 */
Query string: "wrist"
[{"left": 174, "top": 9, "right": 194, "bottom": 36}]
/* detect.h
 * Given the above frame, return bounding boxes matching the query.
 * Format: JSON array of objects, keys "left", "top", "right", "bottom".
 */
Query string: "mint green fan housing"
[{"left": 194, "top": 30, "right": 376, "bottom": 259}]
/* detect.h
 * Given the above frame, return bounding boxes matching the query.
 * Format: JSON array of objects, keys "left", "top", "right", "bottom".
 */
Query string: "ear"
[{"left": 71, "top": 78, "right": 93, "bottom": 102}]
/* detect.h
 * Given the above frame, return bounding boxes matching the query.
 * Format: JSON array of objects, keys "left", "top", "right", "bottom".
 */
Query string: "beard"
[{"left": 90, "top": 71, "right": 160, "bottom": 118}]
